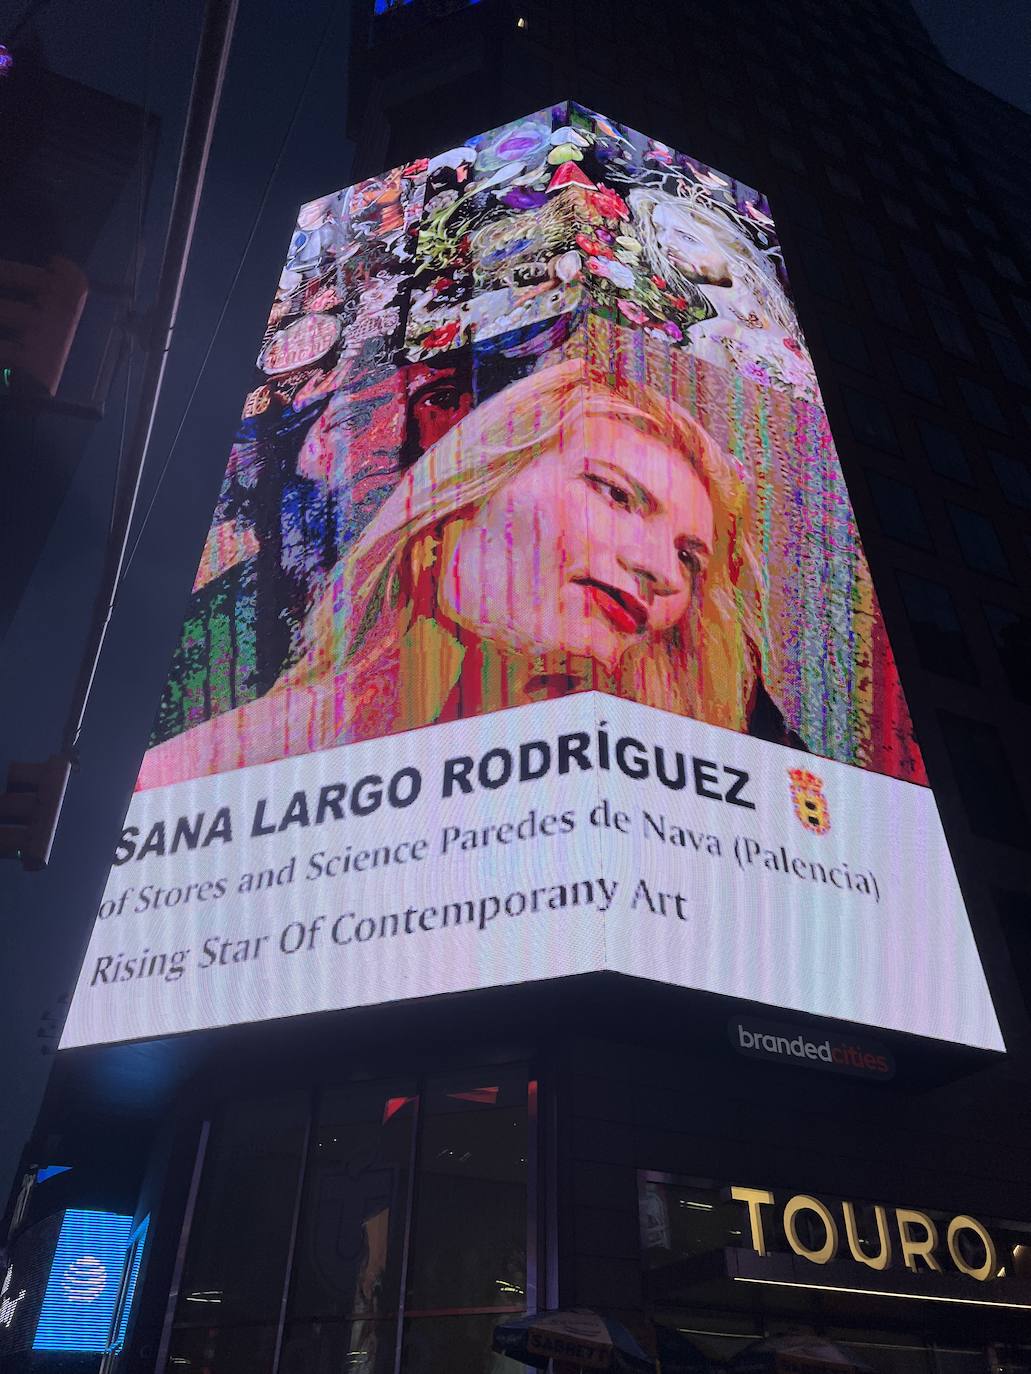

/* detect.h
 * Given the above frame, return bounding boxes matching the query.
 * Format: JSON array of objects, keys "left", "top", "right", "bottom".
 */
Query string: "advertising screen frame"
[{"left": 60, "top": 102, "right": 1003, "bottom": 1056}]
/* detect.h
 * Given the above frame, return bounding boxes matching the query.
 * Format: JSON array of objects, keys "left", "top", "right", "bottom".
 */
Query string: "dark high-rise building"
[
  {"left": 6, "top": 3, "right": 1031, "bottom": 1371},
  {"left": 0, "top": 58, "right": 156, "bottom": 635}
]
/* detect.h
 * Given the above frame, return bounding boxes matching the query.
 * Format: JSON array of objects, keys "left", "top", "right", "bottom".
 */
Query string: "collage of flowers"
[{"left": 144, "top": 101, "right": 926, "bottom": 791}]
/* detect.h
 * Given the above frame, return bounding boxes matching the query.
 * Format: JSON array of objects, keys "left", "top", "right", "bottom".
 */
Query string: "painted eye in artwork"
[
  {"left": 584, "top": 472, "right": 633, "bottom": 511},
  {"left": 677, "top": 544, "right": 703, "bottom": 577}
]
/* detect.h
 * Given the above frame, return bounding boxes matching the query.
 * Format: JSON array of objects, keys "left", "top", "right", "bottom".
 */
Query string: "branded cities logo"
[
  {"left": 788, "top": 768, "right": 831, "bottom": 835},
  {"left": 731, "top": 1016, "right": 894, "bottom": 1079}
]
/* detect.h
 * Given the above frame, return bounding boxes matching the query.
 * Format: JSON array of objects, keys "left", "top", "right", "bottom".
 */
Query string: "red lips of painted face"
[
  {"left": 580, "top": 580, "right": 648, "bottom": 635},
  {"left": 437, "top": 413, "right": 714, "bottom": 672}
]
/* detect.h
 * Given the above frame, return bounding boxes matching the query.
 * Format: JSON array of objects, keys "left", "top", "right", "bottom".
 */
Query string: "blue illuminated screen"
[
  {"left": 112, "top": 1216, "right": 150, "bottom": 1351},
  {"left": 374, "top": 0, "right": 482, "bottom": 12},
  {"left": 34, "top": 1210, "right": 132, "bottom": 1353}
]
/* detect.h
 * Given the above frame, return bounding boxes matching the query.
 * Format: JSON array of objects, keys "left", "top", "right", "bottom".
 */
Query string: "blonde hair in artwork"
[
  {"left": 287, "top": 358, "right": 767, "bottom": 734},
  {"left": 629, "top": 184, "right": 797, "bottom": 336}
]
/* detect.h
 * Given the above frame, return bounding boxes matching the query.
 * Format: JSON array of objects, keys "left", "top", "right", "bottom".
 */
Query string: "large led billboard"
[{"left": 62, "top": 103, "right": 1002, "bottom": 1051}]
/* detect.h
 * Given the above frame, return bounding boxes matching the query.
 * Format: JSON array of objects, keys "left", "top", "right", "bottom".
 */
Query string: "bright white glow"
[
  {"left": 61, "top": 695, "right": 1004, "bottom": 1050},
  {"left": 734, "top": 1275, "right": 1031, "bottom": 1310}
]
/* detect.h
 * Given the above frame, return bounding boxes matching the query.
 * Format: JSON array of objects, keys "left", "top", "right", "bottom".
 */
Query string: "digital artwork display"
[{"left": 62, "top": 104, "right": 1002, "bottom": 1052}]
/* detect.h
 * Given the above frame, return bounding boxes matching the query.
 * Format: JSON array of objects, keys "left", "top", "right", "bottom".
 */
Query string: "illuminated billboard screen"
[
  {"left": 0, "top": 1210, "right": 144, "bottom": 1357},
  {"left": 62, "top": 103, "right": 1002, "bottom": 1051}
]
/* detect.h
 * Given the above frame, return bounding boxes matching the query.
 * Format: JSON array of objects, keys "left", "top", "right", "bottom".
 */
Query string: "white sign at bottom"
[{"left": 61, "top": 694, "right": 1004, "bottom": 1052}]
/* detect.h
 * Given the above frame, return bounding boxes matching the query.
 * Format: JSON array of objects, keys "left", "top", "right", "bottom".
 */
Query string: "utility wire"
[
  {"left": 61, "top": 0, "right": 239, "bottom": 760},
  {"left": 108, "top": 0, "right": 159, "bottom": 533},
  {"left": 121, "top": 0, "right": 338, "bottom": 580},
  {"left": 106, "top": 0, "right": 158, "bottom": 550}
]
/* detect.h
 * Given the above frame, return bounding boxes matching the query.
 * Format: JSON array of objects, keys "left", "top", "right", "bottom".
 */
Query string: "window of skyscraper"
[
  {"left": 785, "top": 185, "right": 825, "bottom": 231},
  {"left": 699, "top": 62, "right": 728, "bottom": 96},
  {"left": 937, "top": 224, "right": 970, "bottom": 257},
  {"left": 938, "top": 712, "right": 1030, "bottom": 847},
  {"left": 828, "top": 167, "right": 862, "bottom": 201},
  {"left": 984, "top": 604, "right": 1031, "bottom": 704},
  {"left": 814, "top": 127, "right": 845, "bottom": 158},
  {"left": 995, "top": 888, "right": 1031, "bottom": 1022},
  {"left": 770, "top": 138, "right": 805, "bottom": 171},
  {"left": 866, "top": 471, "right": 933, "bottom": 548},
  {"left": 899, "top": 142, "right": 930, "bottom": 173},
  {"left": 779, "top": 25, "right": 805, "bottom": 55},
  {"left": 916, "top": 181, "right": 951, "bottom": 216},
  {"left": 947, "top": 503, "right": 1012, "bottom": 578},
  {"left": 866, "top": 153, "right": 899, "bottom": 186},
  {"left": 884, "top": 196, "right": 918, "bottom": 230},
  {"left": 990, "top": 251, "right": 1023, "bottom": 284},
  {"left": 902, "top": 243, "right": 945, "bottom": 290},
  {"left": 827, "top": 57, "right": 853, "bottom": 83},
  {"left": 958, "top": 376, "right": 1009, "bottom": 433},
  {"left": 897, "top": 572, "right": 978, "bottom": 683},
  {"left": 986, "top": 331, "right": 1031, "bottom": 387},
  {"left": 924, "top": 298, "right": 975, "bottom": 359},
  {"left": 846, "top": 217, "right": 884, "bottom": 261},
  {"left": 959, "top": 271, "right": 1001, "bottom": 318},
  {"left": 822, "top": 317, "right": 872, "bottom": 372},
  {"left": 798, "top": 233, "right": 849, "bottom": 302},
  {"left": 849, "top": 113, "right": 881, "bottom": 143},
  {"left": 989, "top": 450, "right": 1031, "bottom": 509},
  {"left": 892, "top": 347, "right": 940, "bottom": 402},
  {"left": 764, "top": 102, "right": 793, "bottom": 130},
  {"left": 966, "top": 206, "right": 998, "bottom": 239},
  {"left": 798, "top": 87, "right": 829, "bottom": 118},
  {"left": 917, "top": 419, "right": 974, "bottom": 485},
  {"left": 866, "top": 266, "right": 912, "bottom": 330},
  {"left": 710, "top": 109, "right": 744, "bottom": 141},
  {"left": 745, "top": 61, "right": 779, "bottom": 92},
  {"left": 845, "top": 389, "right": 900, "bottom": 454}
]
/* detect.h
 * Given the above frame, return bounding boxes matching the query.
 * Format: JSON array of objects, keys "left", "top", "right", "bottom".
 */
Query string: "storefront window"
[
  {"left": 165, "top": 1069, "right": 531, "bottom": 1374},
  {"left": 934, "top": 1349, "right": 997, "bottom": 1374},
  {"left": 992, "top": 1345, "right": 1031, "bottom": 1374},
  {"left": 401, "top": 1068, "right": 530, "bottom": 1370},
  {"left": 655, "top": 1314, "right": 759, "bottom": 1362},
  {"left": 170, "top": 1093, "right": 308, "bottom": 1353},
  {"left": 827, "top": 1329, "right": 934, "bottom": 1374},
  {"left": 280, "top": 1080, "right": 417, "bottom": 1374}
]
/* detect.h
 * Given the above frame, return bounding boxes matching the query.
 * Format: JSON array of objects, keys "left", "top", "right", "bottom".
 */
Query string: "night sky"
[
  {"left": 912, "top": 0, "right": 1031, "bottom": 114},
  {"left": 0, "top": 0, "right": 1027, "bottom": 1199}
]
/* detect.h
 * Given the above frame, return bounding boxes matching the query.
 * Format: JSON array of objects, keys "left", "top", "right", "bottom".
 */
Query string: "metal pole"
[
  {"left": 153, "top": 1120, "right": 211, "bottom": 1374},
  {"left": 61, "top": 0, "right": 238, "bottom": 761}
]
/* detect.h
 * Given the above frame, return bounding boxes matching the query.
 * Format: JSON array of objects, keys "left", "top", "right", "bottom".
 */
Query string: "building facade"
[{"left": 6, "top": 2, "right": 1031, "bottom": 1371}]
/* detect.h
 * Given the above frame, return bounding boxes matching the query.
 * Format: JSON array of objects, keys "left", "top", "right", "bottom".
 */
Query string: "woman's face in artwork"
[
  {"left": 437, "top": 412, "right": 715, "bottom": 672},
  {"left": 654, "top": 207, "right": 733, "bottom": 287}
]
